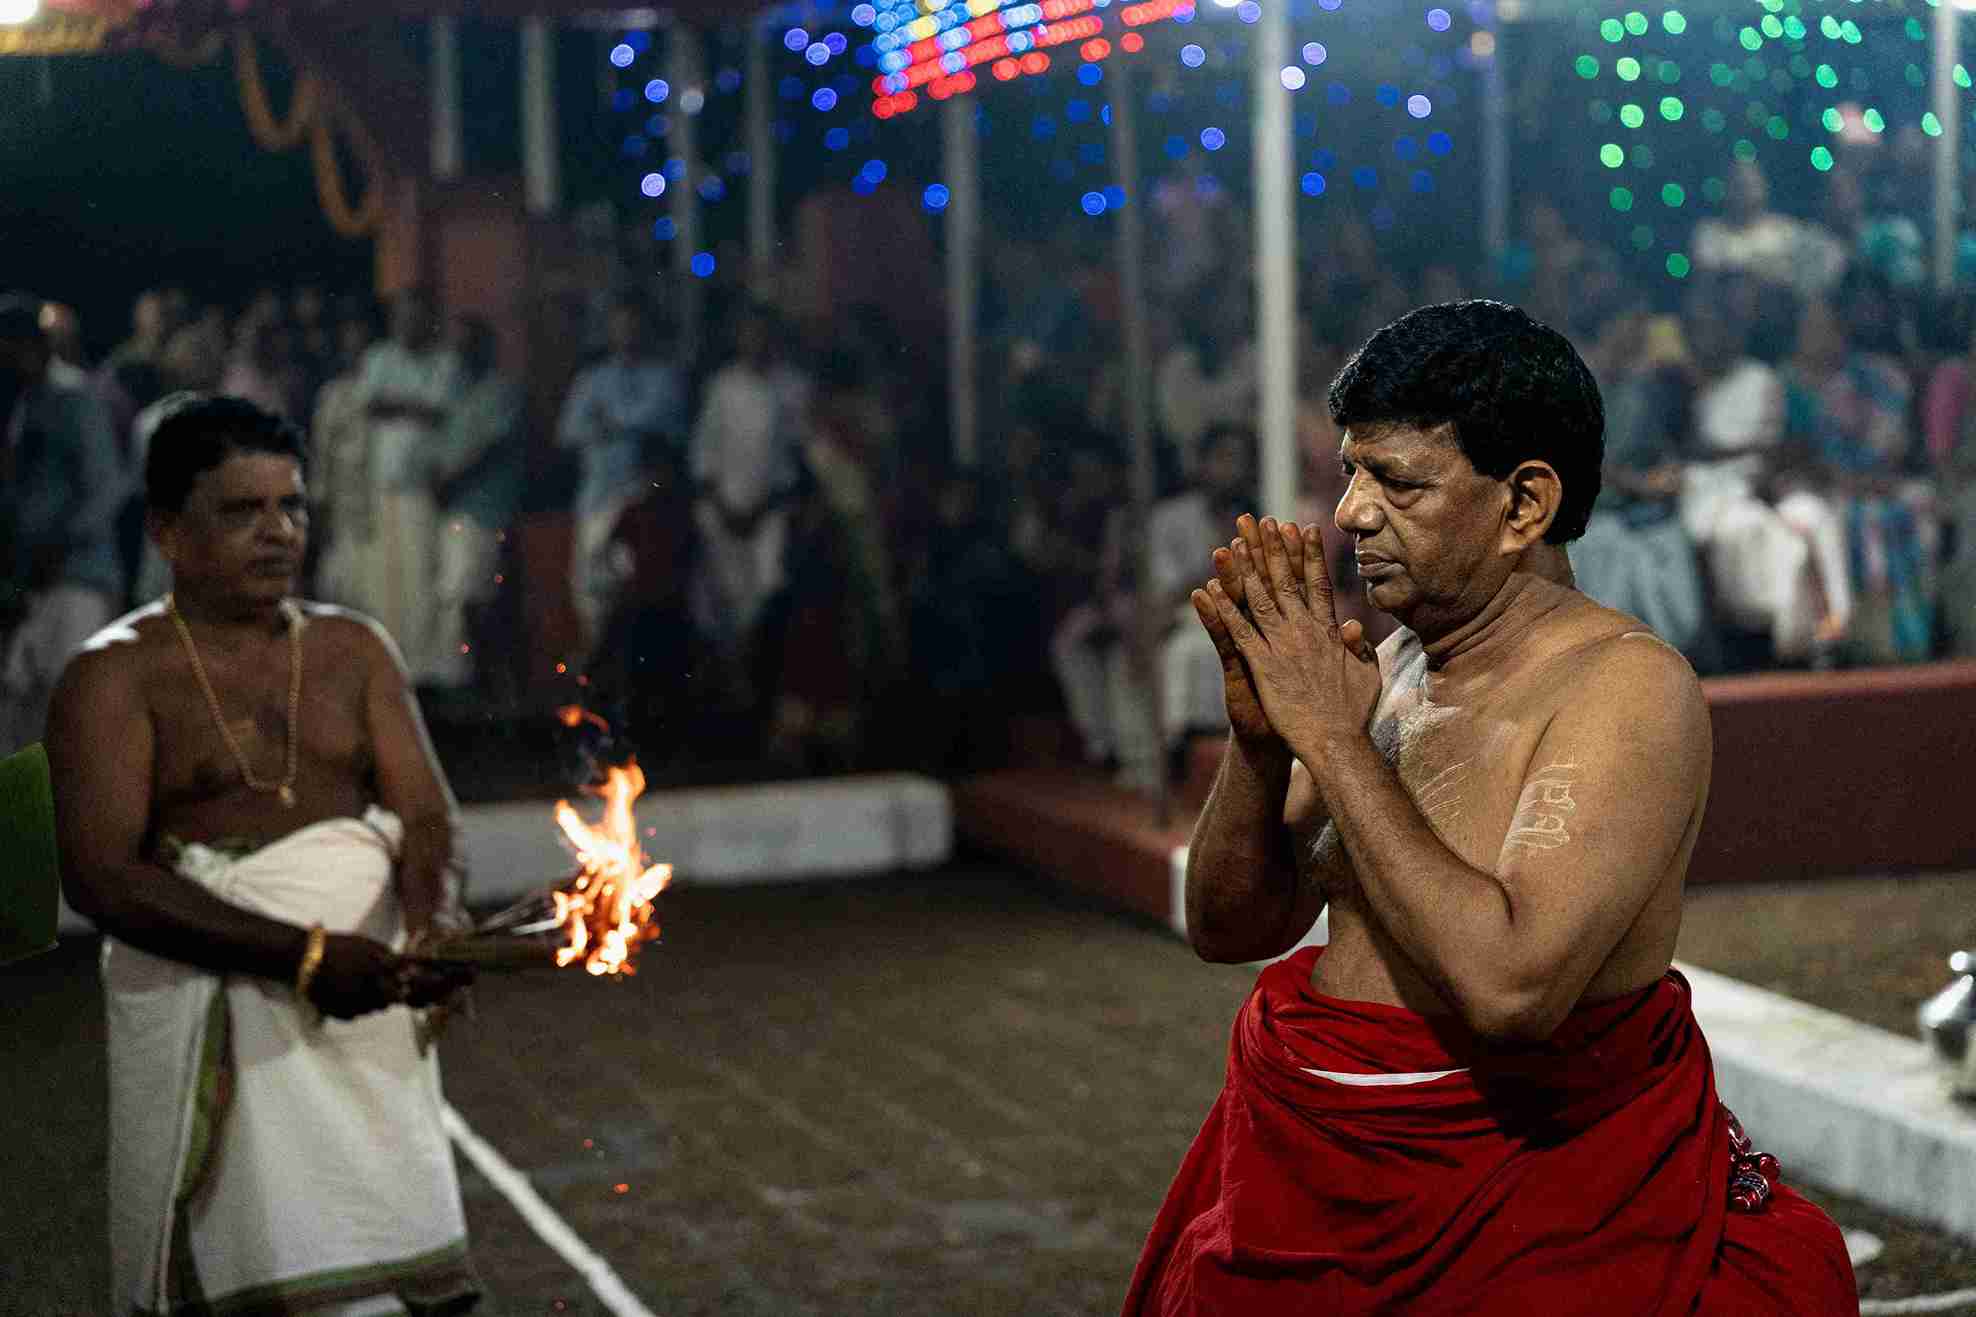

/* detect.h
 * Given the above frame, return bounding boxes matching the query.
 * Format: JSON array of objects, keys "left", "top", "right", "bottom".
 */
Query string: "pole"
[
  {"left": 1112, "top": 55, "right": 1167, "bottom": 818},
  {"left": 1934, "top": 0, "right": 1961, "bottom": 293},
  {"left": 1481, "top": 16, "right": 1509, "bottom": 281},
  {"left": 667, "top": 25, "right": 705, "bottom": 363},
  {"left": 1253, "top": 0, "right": 1298, "bottom": 522},
  {"left": 746, "top": 21, "right": 777, "bottom": 277},
  {"left": 941, "top": 97, "right": 981, "bottom": 467},
  {"left": 431, "top": 14, "right": 463, "bottom": 182},
  {"left": 521, "top": 17, "right": 560, "bottom": 215}
]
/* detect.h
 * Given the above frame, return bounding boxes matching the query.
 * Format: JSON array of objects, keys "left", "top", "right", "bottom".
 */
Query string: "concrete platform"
[
  {"left": 1682, "top": 962, "right": 1976, "bottom": 1243},
  {"left": 457, "top": 771, "right": 952, "bottom": 905},
  {"left": 56, "top": 773, "right": 953, "bottom": 933}
]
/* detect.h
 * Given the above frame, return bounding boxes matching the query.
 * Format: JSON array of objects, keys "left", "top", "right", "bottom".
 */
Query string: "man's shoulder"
[
  {"left": 53, "top": 602, "right": 172, "bottom": 702},
  {"left": 299, "top": 602, "right": 396, "bottom": 660},
  {"left": 1536, "top": 603, "right": 1704, "bottom": 717}
]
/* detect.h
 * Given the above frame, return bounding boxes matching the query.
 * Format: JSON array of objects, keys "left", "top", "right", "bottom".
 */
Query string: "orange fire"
[{"left": 550, "top": 753, "right": 673, "bottom": 976}]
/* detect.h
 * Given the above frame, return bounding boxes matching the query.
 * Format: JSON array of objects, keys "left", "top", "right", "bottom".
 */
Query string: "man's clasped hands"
[{"left": 1189, "top": 514, "right": 1384, "bottom": 763}]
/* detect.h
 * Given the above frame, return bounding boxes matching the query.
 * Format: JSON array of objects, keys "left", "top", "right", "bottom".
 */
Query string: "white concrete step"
[
  {"left": 56, "top": 774, "right": 953, "bottom": 933},
  {"left": 1680, "top": 961, "right": 1976, "bottom": 1242},
  {"left": 459, "top": 772, "right": 952, "bottom": 905}
]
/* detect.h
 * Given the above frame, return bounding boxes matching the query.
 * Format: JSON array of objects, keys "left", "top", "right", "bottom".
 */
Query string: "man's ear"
[{"left": 1499, "top": 460, "right": 1563, "bottom": 554}]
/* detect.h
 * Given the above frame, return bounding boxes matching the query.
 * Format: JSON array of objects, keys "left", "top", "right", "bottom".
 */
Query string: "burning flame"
[{"left": 549, "top": 718, "right": 673, "bottom": 976}]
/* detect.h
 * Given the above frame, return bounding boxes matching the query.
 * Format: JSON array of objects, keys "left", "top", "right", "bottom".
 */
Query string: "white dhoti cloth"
[
  {"left": 423, "top": 516, "right": 501, "bottom": 690},
  {"left": 1050, "top": 603, "right": 1223, "bottom": 789},
  {"left": 368, "top": 492, "right": 440, "bottom": 680},
  {"left": 690, "top": 498, "right": 790, "bottom": 648},
  {"left": 104, "top": 809, "right": 476, "bottom": 1316}
]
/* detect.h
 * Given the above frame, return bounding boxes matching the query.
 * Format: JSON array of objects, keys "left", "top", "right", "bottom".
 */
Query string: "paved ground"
[{"left": 8, "top": 861, "right": 1976, "bottom": 1315}]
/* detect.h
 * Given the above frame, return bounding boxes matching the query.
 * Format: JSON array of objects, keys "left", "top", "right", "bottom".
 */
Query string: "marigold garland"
[
  {"left": 225, "top": 29, "right": 382, "bottom": 238},
  {"left": 233, "top": 29, "right": 317, "bottom": 152}
]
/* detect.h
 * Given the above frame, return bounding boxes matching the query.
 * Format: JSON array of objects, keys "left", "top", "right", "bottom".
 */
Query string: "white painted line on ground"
[
  {"left": 1860, "top": 1290, "right": 1976, "bottom": 1315},
  {"left": 440, "top": 1102, "right": 658, "bottom": 1317}
]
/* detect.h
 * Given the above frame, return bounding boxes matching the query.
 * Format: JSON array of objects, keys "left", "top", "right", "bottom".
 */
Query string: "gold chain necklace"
[{"left": 165, "top": 592, "right": 303, "bottom": 809}]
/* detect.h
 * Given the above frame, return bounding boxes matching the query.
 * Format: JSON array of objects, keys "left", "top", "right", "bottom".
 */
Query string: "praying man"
[
  {"left": 47, "top": 395, "right": 480, "bottom": 1316},
  {"left": 1125, "top": 301, "right": 1858, "bottom": 1316}
]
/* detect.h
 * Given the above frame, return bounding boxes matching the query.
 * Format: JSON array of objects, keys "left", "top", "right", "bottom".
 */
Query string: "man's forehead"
[
  {"left": 1339, "top": 423, "right": 1457, "bottom": 468},
  {"left": 195, "top": 451, "right": 304, "bottom": 495}
]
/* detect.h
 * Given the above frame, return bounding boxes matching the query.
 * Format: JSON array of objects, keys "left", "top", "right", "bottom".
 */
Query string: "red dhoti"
[{"left": 1124, "top": 947, "right": 1857, "bottom": 1316}]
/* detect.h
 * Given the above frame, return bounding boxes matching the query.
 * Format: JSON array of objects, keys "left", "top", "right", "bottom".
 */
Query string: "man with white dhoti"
[
  {"left": 688, "top": 306, "right": 807, "bottom": 667},
  {"left": 353, "top": 290, "right": 463, "bottom": 680},
  {"left": 556, "top": 298, "right": 686, "bottom": 659},
  {"left": 47, "top": 395, "right": 480, "bottom": 1315}
]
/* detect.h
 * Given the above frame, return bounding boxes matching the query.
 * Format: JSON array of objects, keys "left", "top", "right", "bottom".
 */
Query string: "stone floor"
[{"left": 9, "top": 862, "right": 1976, "bottom": 1315}]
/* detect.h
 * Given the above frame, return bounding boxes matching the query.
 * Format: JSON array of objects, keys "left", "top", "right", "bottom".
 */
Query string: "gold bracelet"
[{"left": 294, "top": 924, "right": 327, "bottom": 1002}]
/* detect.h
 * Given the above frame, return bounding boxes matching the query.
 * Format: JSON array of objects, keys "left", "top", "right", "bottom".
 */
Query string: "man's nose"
[{"left": 1334, "top": 475, "right": 1382, "bottom": 536}]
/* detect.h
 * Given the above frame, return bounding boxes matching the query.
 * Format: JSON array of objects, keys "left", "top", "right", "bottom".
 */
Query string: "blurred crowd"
[{"left": 3, "top": 141, "right": 1974, "bottom": 787}]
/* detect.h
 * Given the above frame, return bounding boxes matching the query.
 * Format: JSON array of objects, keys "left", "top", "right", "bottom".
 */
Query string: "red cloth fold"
[{"left": 1124, "top": 947, "right": 1857, "bottom": 1316}]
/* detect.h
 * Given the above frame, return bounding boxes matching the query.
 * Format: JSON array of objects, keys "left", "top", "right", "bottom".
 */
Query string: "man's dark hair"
[
  {"left": 145, "top": 393, "right": 307, "bottom": 517},
  {"left": 1327, "top": 300, "right": 1605, "bottom": 543},
  {"left": 0, "top": 293, "right": 45, "bottom": 345}
]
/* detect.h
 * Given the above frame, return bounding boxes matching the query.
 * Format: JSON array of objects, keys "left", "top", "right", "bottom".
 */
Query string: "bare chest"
[
  {"left": 1310, "top": 690, "right": 1562, "bottom": 879},
  {"left": 147, "top": 637, "right": 372, "bottom": 811}
]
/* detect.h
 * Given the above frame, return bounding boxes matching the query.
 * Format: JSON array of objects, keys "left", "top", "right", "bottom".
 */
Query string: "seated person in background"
[
  {"left": 1567, "top": 304, "right": 1710, "bottom": 662},
  {"left": 1692, "top": 158, "right": 1848, "bottom": 300},
  {"left": 1678, "top": 280, "right": 1851, "bottom": 666},
  {"left": 1921, "top": 295, "right": 1976, "bottom": 655},
  {"left": 1051, "top": 423, "right": 1252, "bottom": 792},
  {"left": 47, "top": 395, "right": 478, "bottom": 1316},
  {"left": 1785, "top": 283, "right": 1939, "bottom": 664},
  {"left": 1127, "top": 300, "right": 1854, "bottom": 1315}
]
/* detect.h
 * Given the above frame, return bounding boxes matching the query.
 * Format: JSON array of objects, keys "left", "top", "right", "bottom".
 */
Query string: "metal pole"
[
  {"left": 1253, "top": 0, "right": 1298, "bottom": 521},
  {"left": 667, "top": 25, "right": 705, "bottom": 362},
  {"left": 746, "top": 20, "right": 776, "bottom": 276},
  {"left": 1112, "top": 55, "right": 1167, "bottom": 819},
  {"left": 521, "top": 17, "right": 560, "bottom": 214},
  {"left": 1481, "top": 17, "right": 1509, "bottom": 279},
  {"left": 1934, "top": 0, "right": 1961, "bottom": 293},
  {"left": 431, "top": 14, "right": 463, "bottom": 182},
  {"left": 941, "top": 97, "right": 981, "bottom": 467}
]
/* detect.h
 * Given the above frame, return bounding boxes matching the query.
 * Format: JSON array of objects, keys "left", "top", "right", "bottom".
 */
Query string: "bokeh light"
[
  {"left": 639, "top": 172, "right": 666, "bottom": 197},
  {"left": 1407, "top": 94, "right": 1432, "bottom": 118},
  {"left": 1282, "top": 67, "right": 1308, "bottom": 91},
  {"left": 690, "top": 252, "right": 716, "bottom": 278},
  {"left": 923, "top": 183, "right": 951, "bottom": 211},
  {"left": 1180, "top": 44, "right": 1206, "bottom": 68},
  {"left": 1304, "top": 41, "right": 1329, "bottom": 66},
  {"left": 1201, "top": 126, "right": 1227, "bottom": 150},
  {"left": 610, "top": 44, "right": 635, "bottom": 68}
]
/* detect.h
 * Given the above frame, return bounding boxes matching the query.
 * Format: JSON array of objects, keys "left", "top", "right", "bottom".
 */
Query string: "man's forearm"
[
  {"left": 78, "top": 864, "right": 311, "bottom": 983},
  {"left": 397, "top": 812, "right": 466, "bottom": 935},
  {"left": 1185, "top": 737, "right": 1300, "bottom": 961},
  {"left": 1306, "top": 735, "right": 1520, "bottom": 1025}
]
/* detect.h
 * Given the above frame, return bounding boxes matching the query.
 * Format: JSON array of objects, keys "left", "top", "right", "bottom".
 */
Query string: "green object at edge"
[{"left": 0, "top": 743, "right": 60, "bottom": 964}]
